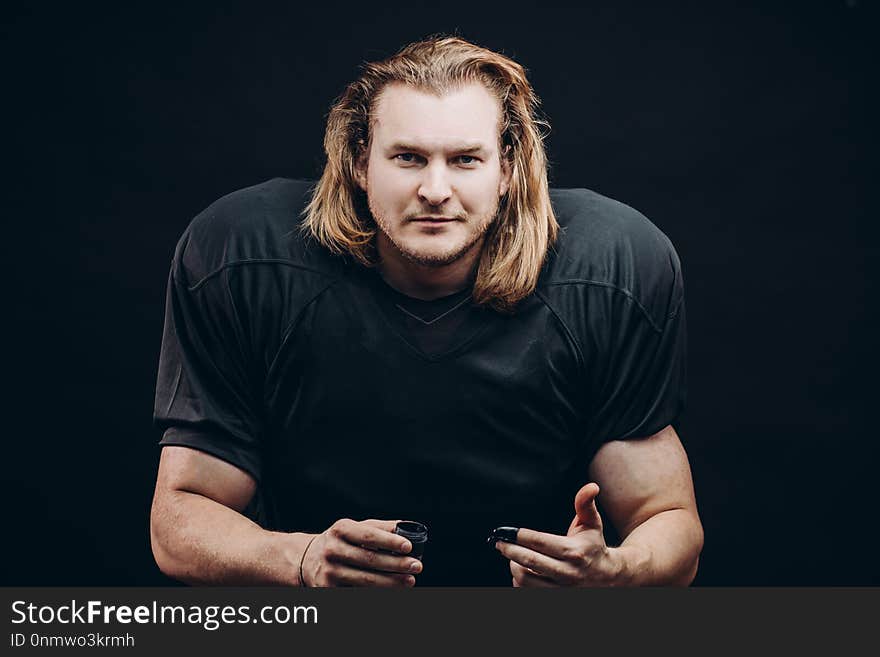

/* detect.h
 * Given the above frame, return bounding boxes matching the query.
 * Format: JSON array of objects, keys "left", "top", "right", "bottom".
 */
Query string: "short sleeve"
[
  {"left": 153, "top": 239, "right": 264, "bottom": 482},
  {"left": 585, "top": 257, "right": 688, "bottom": 443}
]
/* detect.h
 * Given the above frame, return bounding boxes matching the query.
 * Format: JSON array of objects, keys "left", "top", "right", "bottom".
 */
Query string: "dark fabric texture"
[{"left": 153, "top": 178, "right": 687, "bottom": 585}]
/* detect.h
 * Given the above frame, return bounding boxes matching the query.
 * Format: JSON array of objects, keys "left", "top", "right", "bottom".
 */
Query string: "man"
[{"left": 151, "top": 36, "right": 703, "bottom": 587}]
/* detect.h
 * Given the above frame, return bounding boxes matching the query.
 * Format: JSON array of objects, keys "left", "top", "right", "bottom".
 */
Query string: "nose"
[{"left": 417, "top": 163, "right": 453, "bottom": 206}]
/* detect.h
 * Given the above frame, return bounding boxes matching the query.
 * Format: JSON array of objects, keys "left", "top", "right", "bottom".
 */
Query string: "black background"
[{"left": 3, "top": 1, "right": 876, "bottom": 586}]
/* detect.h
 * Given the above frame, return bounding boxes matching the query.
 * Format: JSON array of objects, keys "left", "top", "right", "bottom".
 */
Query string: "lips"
[{"left": 410, "top": 216, "right": 457, "bottom": 223}]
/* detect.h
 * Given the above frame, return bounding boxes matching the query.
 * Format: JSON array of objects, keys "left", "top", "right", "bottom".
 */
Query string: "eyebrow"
[{"left": 386, "top": 142, "right": 488, "bottom": 155}]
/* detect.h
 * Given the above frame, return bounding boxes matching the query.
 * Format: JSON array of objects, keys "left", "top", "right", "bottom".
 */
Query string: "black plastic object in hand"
[
  {"left": 486, "top": 526, "right": 520, "bottom": 545},
  {"left": 394, "top": 521, "right": 428, "bottom": 559}
]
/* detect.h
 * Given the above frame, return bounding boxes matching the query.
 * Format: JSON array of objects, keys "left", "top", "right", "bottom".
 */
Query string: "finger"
[
  {"left": 510, "top": 561, "right": 557, "bottom": 588},
  {"left": 572, "top": 483, "right": 602, "bottom": 530},
  {"left": 509, "top": 527, "right": 571, "bottom": 560},
  {"left": 362, "top": 519, "right": 414, "bottom": 554},
  {"left": 331, "top": 519, "right": 411, "bottom": 554},
  {"left": 495, "top": 540, "right": 577, "bottom": 583},
  {"left": 327, "top": 541, "right": 423, "bottom": 575},
  {"left": 325, "top": 563, "right": 416, "bottom": 588},
  {"left": 362, "top": 519, "right": 404, "bottom": 532}
]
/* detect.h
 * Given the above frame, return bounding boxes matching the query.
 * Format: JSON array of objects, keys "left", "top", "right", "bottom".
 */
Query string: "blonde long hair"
[{"left": 303, "top": 36, "right": 558, "bottom": 312}]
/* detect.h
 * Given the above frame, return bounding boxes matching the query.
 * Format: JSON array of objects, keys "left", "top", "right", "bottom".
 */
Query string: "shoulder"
[
  {"left": 541, "top": 187, "right": 683, "bottom": 327},
  {"left": 172, "top": 178, "right": 342, "bottom": 287}
]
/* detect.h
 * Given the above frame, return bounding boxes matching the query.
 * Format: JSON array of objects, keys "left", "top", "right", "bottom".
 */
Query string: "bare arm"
[
  {"left": 589, "top": 424, "right": 704, "bottom": 585},
  {"left": 496, "top": 425, "right": 703, "bottom": 586},
  {"left": 150, "top": 445, "right": 311, "bottom": 585},
  {"left": 150, "top": 445, "right": 421, "bottom": 586}
]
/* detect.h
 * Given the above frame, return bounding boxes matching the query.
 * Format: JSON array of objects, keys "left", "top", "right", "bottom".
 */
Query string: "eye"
[
  {"left": 394, "top": 153, "right": 422, "bottom": 165},
  {"left": 455, "top": 155, "right": 480, "bottom": 166}
]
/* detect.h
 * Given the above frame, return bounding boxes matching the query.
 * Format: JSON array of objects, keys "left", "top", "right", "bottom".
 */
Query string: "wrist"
[
  {"left": 274, "top": 532, "right": 319, "bottom": 587},
  {"left": 298, "top": 534, "right": 320, "bottom": 587}
]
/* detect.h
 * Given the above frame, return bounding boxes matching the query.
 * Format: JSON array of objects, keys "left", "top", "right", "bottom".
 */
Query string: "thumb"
[{"left": 567, "top": 483, "right": 602, "bottom": 535}]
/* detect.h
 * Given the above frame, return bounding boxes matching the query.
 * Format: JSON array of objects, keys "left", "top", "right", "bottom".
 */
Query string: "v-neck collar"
[{"left": 358, "top": 267, "right": 497, "bottom": 362}]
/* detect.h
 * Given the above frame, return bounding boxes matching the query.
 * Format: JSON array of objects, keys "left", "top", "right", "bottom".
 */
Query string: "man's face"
[{"left": 356, "top": 82, "right": 511, "bottom": 267}]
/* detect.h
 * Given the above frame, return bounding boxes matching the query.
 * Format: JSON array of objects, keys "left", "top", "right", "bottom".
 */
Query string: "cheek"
[
  {"left": 459, "top": 170, "right": 503, "bottom": 208},
  {"left": 368, "top": 162, "right": 413, "bottom": 207}
]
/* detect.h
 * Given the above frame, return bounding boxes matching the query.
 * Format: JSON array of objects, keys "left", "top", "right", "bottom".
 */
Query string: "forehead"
[{"left": 371, "top": 82, "right": 501, "bottom": 149}]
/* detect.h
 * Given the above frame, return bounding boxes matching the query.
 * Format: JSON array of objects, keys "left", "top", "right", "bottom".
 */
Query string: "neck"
[{"left": 375, "top": 234, "right": 481, "bottom": 300}]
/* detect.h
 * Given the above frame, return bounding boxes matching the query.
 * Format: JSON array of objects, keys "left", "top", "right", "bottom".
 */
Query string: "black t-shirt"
[{"left": 153, "top": 178, "right": 687, "bottom": 585}]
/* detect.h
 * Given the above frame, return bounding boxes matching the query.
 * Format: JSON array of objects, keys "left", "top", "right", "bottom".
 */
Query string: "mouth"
[{"left": 409, "top": 216, "right": 459, "bottom": 224}]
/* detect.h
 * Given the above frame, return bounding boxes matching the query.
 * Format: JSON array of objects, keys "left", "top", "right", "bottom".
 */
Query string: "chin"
[{"left": 402, "top": 248, "right": 466, "bottom": 267}]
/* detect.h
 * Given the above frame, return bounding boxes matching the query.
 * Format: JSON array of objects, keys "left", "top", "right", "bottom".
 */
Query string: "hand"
[
  {"left": 494, "top": 483, "right": 625, "bottom": 587},
  {"left": 300, "top": 518, "right": 423, "bottom": 587}
]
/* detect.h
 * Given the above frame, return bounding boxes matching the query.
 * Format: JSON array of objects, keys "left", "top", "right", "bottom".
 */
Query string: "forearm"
[
  {"left": 612, "top": 508, "right": 704, "bottom": 586},
  {"left": 150, "top": 490, "right": 314, "bottom": 586}
]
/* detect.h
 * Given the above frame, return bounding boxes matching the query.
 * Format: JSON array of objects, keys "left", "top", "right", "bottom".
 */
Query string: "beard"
[{"left": 367, "top": 194, "right": 501, "bottom": 268}]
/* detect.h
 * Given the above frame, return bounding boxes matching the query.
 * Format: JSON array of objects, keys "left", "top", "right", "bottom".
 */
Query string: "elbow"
[
  {"left": 150, "top": 522, "right": 174, "bottom": 580},
  {"left": 150, "top": 495, "right": 190, "bottom": 583},
  {"left": 678, "top": 555, "right": 700, "bottom": 586},
  {"left": 681, "top": 519, "right": 704, "bottom": 586},
  {"left": 664, "top": 512, "right": 703, "bottom": 586},
  {"left": 149, "top": 505, "right": 175, "bottom": 579}
]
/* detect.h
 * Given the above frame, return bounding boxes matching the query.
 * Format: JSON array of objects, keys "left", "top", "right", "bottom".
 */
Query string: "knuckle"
[
  {"left": 329, "top": 562, "right": 341, "bottom": 581},
  {"left": 561, "top": 541, "right": 578, "bottom": 561},
  {"left": 583, "top": 544, "right": 602, "bottom": 562},
  {"left": 574, "top": 543, "right": 591, "bottom": 561},
  {"left": 322, "top": 541, "right": 338, "bottom": 560}
]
